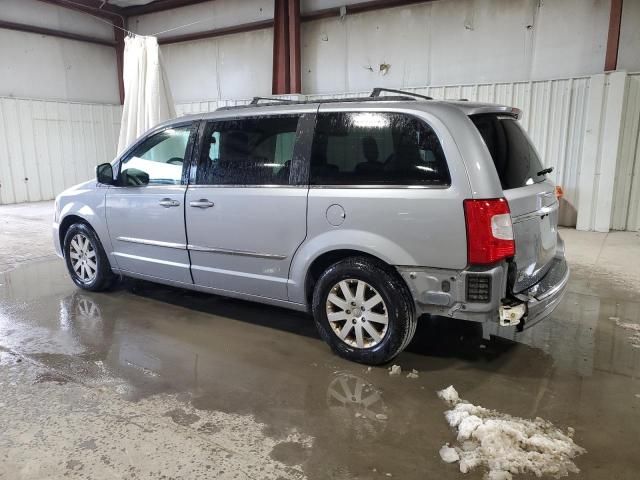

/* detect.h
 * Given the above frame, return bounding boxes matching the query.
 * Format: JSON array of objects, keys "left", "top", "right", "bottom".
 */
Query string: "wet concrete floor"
[{"left": 0, "top": 257, "right": 639, "bottom": 479}]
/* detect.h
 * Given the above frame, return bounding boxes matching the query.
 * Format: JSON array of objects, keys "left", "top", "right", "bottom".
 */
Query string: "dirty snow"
[
  {"left": 388, "top": 365, "right": 402, "bottom": 376},
  {"left": 437, "top": 385, "right": 460, "bottom": 405},
  {"left": 406, "top": 369, "right": 419, "bottom": 379},
  {"left": 610, "top": 317, "right": 640, "bottom": 348},
  {"left": 439, "top": 444, "right": 459, "bottom": 463},
  {"left": 436, "top": 386, "right": 585, "bottom": 479}
]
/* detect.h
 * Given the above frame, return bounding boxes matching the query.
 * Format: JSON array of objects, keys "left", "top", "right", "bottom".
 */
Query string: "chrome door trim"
[
  {"left": 117, "top": 236, "right": 187, "bottom": 250},
  {"left": 512, "top": 203, "right": 559, "bottom": 223},
  {"left": 189, "top": 200, "right": 215, "bottom": 208},
  {"left": 187, "top": 244, "right": 287, "bottom": 260},
  {"left": 159, "top": 198, "right": 181, "bottom": 207}
]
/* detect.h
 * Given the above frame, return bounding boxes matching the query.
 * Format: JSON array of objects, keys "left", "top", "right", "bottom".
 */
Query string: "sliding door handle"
[
  {"left": 159, "top": 198, "right": 180, "bottom": 207},
  {"left": 190, "top": 199, "right": 215, "bottom": 208}
]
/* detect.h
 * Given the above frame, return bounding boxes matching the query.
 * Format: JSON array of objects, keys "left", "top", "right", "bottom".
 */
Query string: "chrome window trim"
[
  {"left": 187, "top": 244, "right": 287, "bottom": 260},
  {"left": 109, "top": 185, "right": 187, "bottom": 190},
  {"left": 117, "top": 236, "right": 187, "bottom": 250},
  {"left": 308, "top": 184, "right": 451, "bottom": 190},
  {"left": 187, "top": 184, "right": 307, "bottom": 189}
]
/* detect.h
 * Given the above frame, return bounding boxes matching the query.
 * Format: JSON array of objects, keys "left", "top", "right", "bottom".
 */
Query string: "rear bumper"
[
  {"left": 398, "top": 237, "right": 569, "bottom": 331},
  {"left": 515, "top": 256, "right": 569, "bottom": 329}
]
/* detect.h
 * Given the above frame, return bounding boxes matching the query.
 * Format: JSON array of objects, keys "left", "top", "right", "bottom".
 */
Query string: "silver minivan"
[{"left": 53, "top": 89, "right": 569, "bottom": 365}]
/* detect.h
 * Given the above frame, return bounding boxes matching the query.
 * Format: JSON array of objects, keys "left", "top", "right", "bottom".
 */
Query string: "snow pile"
[
  {"left": 407, "top": 369, "right": 419, "bottom": 379},
  {"left": 437, "top": 385, "right": 585, "bottom": 479},
  {"left": 610, "top": 317, "right": 640, "bottom": 348},
  {"left": 388, "top": 365, "right": 402, "bottom": 376}
]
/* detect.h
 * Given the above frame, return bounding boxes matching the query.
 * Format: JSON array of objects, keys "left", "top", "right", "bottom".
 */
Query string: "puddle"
[{"left": 0, "top": 258, "right": 639, "bottom": 479}]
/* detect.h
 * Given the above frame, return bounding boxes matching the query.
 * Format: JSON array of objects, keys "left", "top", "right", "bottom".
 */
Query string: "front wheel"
[
  {"left": 63, "top": 223, "right": 115, "bottom": 292},
  {"left": 312, "top": 257, "right": 416, "bottom": 365}
]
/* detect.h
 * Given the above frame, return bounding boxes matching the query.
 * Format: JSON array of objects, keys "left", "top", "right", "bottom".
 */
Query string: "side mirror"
[{"left": 96, "top": 163, "right": 114, "bottom": 185}]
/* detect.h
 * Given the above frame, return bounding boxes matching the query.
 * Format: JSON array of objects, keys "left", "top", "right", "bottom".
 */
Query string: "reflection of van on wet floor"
[{"left": 53, "top": 88, "right": 569, "bottom": 365}]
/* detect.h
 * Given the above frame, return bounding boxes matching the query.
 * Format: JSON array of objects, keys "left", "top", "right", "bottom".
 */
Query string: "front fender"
[
  {"left": 57, "top": 185, "right": 115, "bottom": 268},
  {"left": 287, "top": 229, "right": 418, "bottom": 304}
]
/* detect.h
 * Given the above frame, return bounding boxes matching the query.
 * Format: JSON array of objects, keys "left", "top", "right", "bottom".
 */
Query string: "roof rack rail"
[
  {"left": 217, "top": 94, "right": 421, "bottom": 111},
  {"left": 249, "top": 96, "right": 295, "bottom": 105},
  {"left": 370, "top": 88, "right": 432, "bottom": 101}
]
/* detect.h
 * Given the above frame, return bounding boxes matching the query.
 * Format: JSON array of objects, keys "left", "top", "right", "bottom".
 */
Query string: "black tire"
[
  {"left": 63, "top": 223, "right": 116, "bottom": 292},
  {"left": 312, "top": 256, "right": 416, "bottom": 365}
]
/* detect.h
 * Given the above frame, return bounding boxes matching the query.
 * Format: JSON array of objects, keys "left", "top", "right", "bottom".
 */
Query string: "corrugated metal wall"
[
  {"left": 177, "top": 77, "right": 591, "bottom": 227},
  {"left": 0, "top": 97, "right": 121, "bottom": 205},
  {"left": 612, "top": 73, "right": 640, "bottom": 231},
  {"left": 4, "top": 74, "right": 638, "bottom": 231}
]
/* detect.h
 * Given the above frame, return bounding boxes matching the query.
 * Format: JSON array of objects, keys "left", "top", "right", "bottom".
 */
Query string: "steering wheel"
[{"left": 167, "top": 157, "right": 183, "bottom": 165}]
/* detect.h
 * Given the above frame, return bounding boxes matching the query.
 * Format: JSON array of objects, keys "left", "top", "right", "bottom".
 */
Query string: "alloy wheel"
[
  {"left": 326, "top": 279, "right": 389, "bottom": 349},
  {"left": 69, "top": 233, "right": 97, "bottom": 283}
]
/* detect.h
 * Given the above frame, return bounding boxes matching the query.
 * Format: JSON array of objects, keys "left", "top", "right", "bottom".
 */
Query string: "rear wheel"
[
  {"left": 63, "top": 223, "right": 115, "bottom": 292},
  {"left": 312, "top": 257, "right": 416, "bottom": 365}
]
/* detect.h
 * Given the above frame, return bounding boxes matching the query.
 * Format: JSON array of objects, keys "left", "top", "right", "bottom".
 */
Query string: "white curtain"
[{"left": 117, "top": 35, "right": 176, "bottom": 154}]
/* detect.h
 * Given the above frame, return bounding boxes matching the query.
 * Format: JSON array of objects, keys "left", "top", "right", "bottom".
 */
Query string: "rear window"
[
  {"left": 471, "top": 114, "right": 546, "bottom": 190},
  {"left": 310, "top": 112, "right": 450, "bottom": 186}
]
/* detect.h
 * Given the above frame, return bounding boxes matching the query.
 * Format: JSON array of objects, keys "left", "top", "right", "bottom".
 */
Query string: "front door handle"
[
  {"left": 159, "top": 198, "right": 180, "bottom": 208},
  {"left": 190, "top": 199, "right": 215, "bottom": 208}
]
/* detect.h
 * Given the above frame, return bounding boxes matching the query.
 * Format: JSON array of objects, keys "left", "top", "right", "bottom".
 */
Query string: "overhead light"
[{"left": 351, "top": 113, "right": 389, "bottom": 128}]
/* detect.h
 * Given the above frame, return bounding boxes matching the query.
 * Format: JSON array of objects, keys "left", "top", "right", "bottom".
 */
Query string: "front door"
[
  {"left": 185, "top": 112, "right": 314, "bottom": 300},
  {"left": 106, "top": 122, "right": 196, "bottom": 284}
]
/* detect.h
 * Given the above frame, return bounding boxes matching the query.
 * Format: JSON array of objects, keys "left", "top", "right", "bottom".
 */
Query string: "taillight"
[{"left": 463, "top": 198, "right": 515, "bottom": 265}]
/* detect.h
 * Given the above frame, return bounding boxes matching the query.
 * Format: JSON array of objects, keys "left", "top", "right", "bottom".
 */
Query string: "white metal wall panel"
[
  {"left": 176, "top": 74, "right": 640, "bottom": 231},
  {"left": 612, "top": 73, "right": 640, "bottom": 231},
  {"left": 0, "top": 97, "right": 121, "bottom": 205}
]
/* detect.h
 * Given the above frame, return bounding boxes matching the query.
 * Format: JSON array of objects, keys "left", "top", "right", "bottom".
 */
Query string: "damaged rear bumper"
[
  {"left": 398, "top": 239, "right": 570, "bottom": 335},
  {"left": 513, "top": 256, "right": 570, "bottom": 329}
]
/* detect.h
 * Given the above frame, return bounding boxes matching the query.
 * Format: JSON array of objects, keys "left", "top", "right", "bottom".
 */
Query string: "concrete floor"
[{"left": 0, "top": 201, "right": 639, "bottom": 479}]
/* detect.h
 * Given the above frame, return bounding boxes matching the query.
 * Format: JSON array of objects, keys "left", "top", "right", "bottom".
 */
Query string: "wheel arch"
[
  {"left": 289, "top": 229, "right": 419, "bottom": 305},
  {"left": 59, "top": 214, "right": 92, "bottom": 253}
]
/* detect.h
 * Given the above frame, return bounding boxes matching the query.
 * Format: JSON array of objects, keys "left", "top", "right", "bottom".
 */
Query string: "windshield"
[{"left": 471, "top": 114, "right": 546, "bottom": 190}]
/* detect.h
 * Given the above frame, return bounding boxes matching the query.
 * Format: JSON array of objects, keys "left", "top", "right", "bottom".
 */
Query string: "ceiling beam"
[
  {"left": 158, "top": 19, "right": 273, "bottom": 45},
  {"left": 122, "top": 0, "right": 213, "bottom": 16},
  {"left": 0, "top": 19, "right": 116, "bottom": 46},
  {"left": 301, "top": 0, "right": 431, "bottom": 22},
  {"left": 37, "top": 0, "right": 124, "bottom": 21}
]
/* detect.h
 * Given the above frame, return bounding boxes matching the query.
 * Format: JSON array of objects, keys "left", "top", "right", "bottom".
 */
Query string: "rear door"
[
  {"left": 185, "top": 111, "right": 315, "bottom": 300},
  {"left": 471, "top": 114, "right": 558, "bottom": 293}
]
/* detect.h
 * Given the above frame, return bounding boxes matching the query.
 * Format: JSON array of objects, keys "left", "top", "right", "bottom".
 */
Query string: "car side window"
[
  {"left": 196, "top": 115, "right": 301, "bottom": 186},
  {"left": 310, "top": 112, "right": 451, "bottom": 186},
  {"left": 119, "top": 126, "right": 191, "bottom": 186}
]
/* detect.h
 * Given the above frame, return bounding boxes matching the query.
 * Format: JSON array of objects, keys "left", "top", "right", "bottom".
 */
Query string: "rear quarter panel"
[{"left": 287, "top": 106, "right": 473, "bottom": 305}]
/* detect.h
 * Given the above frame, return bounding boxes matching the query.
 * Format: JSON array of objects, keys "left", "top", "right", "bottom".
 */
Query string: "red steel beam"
[
  {"left": 604, "top": 0, "right": 623, "bottom": 71},
  {"left": 0, "top": 19, "right": 116, "bottom": 47},
  {"left": 272, "top": 0, "right": 290, "bottom": 95},
  {"left": 288, "top": 0, "right": 301, "bottom": 94},
  {"left": 113, "top": 18, "right": 126, "bottom": 105},
  {"left": 158, "top": 19, "right": 274, "bottom": 44}
]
